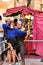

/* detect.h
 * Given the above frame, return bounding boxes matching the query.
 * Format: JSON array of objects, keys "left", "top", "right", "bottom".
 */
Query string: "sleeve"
[
  {"left": 15, "top": 28, "right": 26, "bottom": 36},
  {"left": 2, "top": 24, "right": 10, "bottom": 29}
]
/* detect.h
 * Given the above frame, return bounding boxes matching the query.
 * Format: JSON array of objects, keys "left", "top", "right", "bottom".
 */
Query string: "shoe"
[
  {"left": 9, "top": 63, "right": 12, "bottom": 65},
  {"left": 15, "top": 62, "right": 19, "bottom": 65},
  {"left": 40, "top": 59, "right": 43, "bottom": 62}
]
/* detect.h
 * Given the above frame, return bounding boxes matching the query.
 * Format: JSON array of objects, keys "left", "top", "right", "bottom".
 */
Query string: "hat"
[{"left": 19, "top": 18, "right": 24, "bottom": 23}]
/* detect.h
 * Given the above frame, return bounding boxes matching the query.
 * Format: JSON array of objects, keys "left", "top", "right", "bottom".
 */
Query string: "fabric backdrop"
[{"left": 33, "top": 14, "right": 43, "bottom": 56}]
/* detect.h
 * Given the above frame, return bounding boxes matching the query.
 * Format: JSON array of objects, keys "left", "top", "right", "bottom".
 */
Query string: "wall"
[
  {"left": 16, "top": 0, "right": 27, "bottom": 6},
  {"left": 29, "top": 0, "right": 41, "bottom": 10},
  {"left": 0, "top": 0, "right": 14, "bottom": 15}
]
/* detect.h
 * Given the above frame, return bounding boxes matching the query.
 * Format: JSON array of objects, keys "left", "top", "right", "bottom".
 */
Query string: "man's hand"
[{"left": 25, "top": 31, "right": 30, "bottom": 39}]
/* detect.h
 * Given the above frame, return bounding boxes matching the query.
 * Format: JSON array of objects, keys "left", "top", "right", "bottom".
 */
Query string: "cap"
[{"left": 19, "top": 18, "right": 24, "bottom": 23}]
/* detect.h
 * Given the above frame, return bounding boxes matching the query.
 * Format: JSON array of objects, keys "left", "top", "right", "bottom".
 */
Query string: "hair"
[
  {"left": 0, "top": 16, "right": 2, "bottom": 20},
  {"left": 14, "top": 19, "right": 17, "bottom": 26},
  {"left": 17, "top": 21, "right": 22, "bottom": 24},
  {"left": 14, "top": 19, "right": 17, "bottom": 22}
]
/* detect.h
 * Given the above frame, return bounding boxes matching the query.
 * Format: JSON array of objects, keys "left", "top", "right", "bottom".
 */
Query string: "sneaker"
[
  {"left": 9, "top": 63, "right": 12, "bottom": 65},
  {"left": 15, "top": 62, "right": 19, "bottom": 65}
]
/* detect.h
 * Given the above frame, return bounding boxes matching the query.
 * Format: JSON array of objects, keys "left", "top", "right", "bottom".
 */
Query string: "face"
[
  {"left": 10, "top": 22, "right": 15, "bottom": 28},
  {"left": 17, "top": 21, "right": 22, "bottom": 28},
  {"left": 6, "top": 17, "right": 11, "bottom": 25}
]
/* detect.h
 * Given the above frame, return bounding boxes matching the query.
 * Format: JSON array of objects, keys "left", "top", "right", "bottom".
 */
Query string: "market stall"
[{"left": 3, "top": 5, "right": 43, "bottom": 56}]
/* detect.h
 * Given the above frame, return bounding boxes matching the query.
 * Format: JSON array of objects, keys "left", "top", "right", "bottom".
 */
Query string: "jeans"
[
  {"left": 17, "top": 40, "right": 25, "bottom": 65},
  {"left": 0, "top": 37, "right": 4, "bottom": 52},
  {"left": 0, "top": 37, "right": 4, "bottom": 61}
]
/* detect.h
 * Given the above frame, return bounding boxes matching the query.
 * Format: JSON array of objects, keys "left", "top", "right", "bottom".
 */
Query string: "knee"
[{"left": 12, "top": 50, "right": 16, "bottom": 55}]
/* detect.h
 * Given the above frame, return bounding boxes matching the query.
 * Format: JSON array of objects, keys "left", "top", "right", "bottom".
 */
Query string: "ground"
[{"left": 1, "top": 55, "right": 43, "bottom": 65}]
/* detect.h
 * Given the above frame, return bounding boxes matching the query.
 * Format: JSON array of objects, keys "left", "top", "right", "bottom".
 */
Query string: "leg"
[
  {"left": 0, "top": 37, "right": 5, "bottom": 61},
  {"left": 7, "top": 50, "right": 12, "bottom": 64},
  {"left": 21, "top": 54, "right": 25, "bottom": 65},
  {"left": 19, "top": 41, "right": 25, "bottom": 65},
  {"left": 12, "top": 49, "right": 16, "bottom": 64},
  {"left": 0, "top": 43, "right": 4, "bottom": 61},
  {"left": 1, "top": 53, "right": 4, "bottom": 61}
]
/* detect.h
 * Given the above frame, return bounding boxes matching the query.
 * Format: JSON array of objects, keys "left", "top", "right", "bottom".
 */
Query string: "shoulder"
[
  {"left": 2, "top": 23, "right": 6, "bottom": 26},
  {"left": 1, "top": 21, "right": 6, "bottom": 24},
  {"left": 20, "top": 27, "right": 25, "bottom": 31},
  {"left": 2, "top": 24, "right": 8, "bottom": 27},
  {"left": 14, "top": 28, "right": 19, "bottom": 31},
  {"left": 15, "top": 27, "right": 18, "bottom": 29}
]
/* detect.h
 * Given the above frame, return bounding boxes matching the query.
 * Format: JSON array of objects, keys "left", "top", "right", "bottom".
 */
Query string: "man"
[
  {"left": 3, "top": 17, "right": 11, "bottom": 57},
  {"left": 2, "top": 21, "right": 27, "bottom": 65},
  {"left": 0, "top": 15, "right": 6, "bottom": 61},
  {"left": 16, "top": 20, "right": 26, "bottom": 65}
]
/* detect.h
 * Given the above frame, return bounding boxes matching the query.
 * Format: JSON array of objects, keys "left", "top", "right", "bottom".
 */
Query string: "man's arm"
[
  {"left": 2, "top": 24, "right": 14, "bottom": 30},
  {"left": 15, "top": 28, "right": 27, "bottom": 36},
  {"left": 2, "top": 24, "right": 10, "bottom": 29},
  {"left": 0, "top": 29, "right": 4, "bottom": 32}
]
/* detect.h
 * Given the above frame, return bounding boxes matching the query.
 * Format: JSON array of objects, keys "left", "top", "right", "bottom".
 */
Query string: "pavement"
[
  {"left": 0, "top": 58, "right": 43, "bottom": 65},
  {"left": 25, "top": 58, "right": 43, "bottom": 65},
  {"left": 0, "top": 55, "right": 43, "bottom": 65}
]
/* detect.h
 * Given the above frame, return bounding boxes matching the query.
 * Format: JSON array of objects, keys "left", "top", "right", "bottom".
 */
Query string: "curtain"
[{"left": 33, "top": 14, "right": 43, "bottom": 56}]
